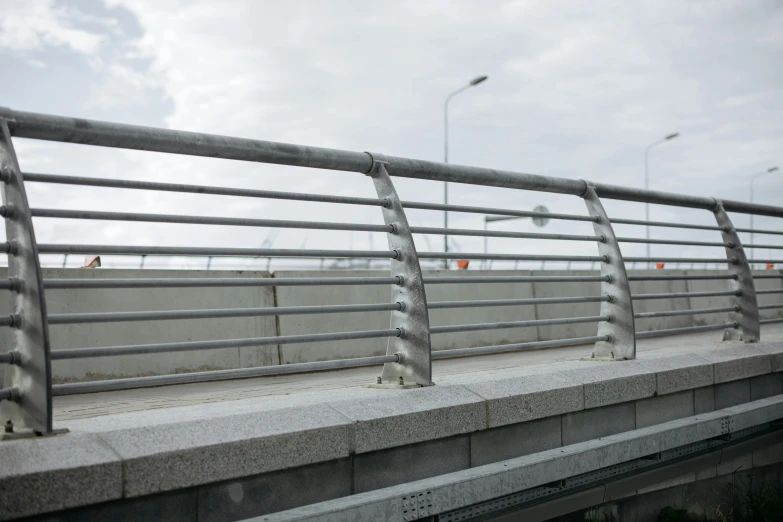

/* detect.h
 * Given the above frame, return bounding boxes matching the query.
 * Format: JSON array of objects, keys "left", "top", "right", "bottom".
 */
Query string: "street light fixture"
[
  {"left": 644, "top": 132, "right": 680, "bottom": 268},
  {"left": 443, "top": 75, "right": 489, "bottom": 268},
  {"left": 750, "top": 166, "right": 779, "bottom": 262}
]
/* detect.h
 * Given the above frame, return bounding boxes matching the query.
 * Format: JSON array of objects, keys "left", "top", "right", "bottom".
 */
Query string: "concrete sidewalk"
[{"left": 53, "top": 323, "right": 783, "bottom": 421}]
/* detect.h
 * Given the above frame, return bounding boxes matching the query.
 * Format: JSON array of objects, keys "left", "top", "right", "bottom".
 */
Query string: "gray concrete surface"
[
  {"left": 50, "top": 323, "right": 783, "bottom": 421},
  {"left": 3, "top": 335, "right": 783, "bottom": 521}
]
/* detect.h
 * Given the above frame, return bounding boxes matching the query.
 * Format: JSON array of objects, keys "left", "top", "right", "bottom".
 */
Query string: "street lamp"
[
  {"left": 644, "top": 132, "right": 680, "bottom": 268},
  {"left": 443, "top": 75, "right": 488, "bottom": 268},
  {"left": 750, "top": 166, "right": 779, "bottom": 262}
]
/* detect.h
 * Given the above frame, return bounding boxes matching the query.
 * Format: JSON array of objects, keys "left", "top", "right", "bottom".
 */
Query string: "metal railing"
[{"left": 1, "top": 107, "right": 782, "bottom": 435}]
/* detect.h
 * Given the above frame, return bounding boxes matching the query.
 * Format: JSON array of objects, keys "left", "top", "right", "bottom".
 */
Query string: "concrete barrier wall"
[
  {"left": 1, "top": 268, "right": 781, "bottom": 382},
  {"left": 0, "top": 268, "right": 279, "bottom": 383}
]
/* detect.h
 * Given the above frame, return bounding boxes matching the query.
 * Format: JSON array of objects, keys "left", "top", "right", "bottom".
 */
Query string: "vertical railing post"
[
  {"left": 0, "top": 109, "right": 53, "bottom": 434},
  {"left": 712, "top": 200, "right": 759, "bottom": 342},
  {"left": 581, "top": 184, "right": 636, "bottom": 360},
  {"left": 365, "top": 153, "right": 432, "bottom": 386}
]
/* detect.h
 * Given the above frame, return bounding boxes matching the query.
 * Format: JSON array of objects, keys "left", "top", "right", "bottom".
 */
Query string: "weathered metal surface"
[
  {"left": 582, "top": 185, "right": 635, "bottom": 360},
  {"left": 0, "top": 117, "right": 52, "bottom": 434},
  {"left": 365, "top": 154, "right": 432, "bottom": 386},
  {"left": 713, "top": 200, "right": 760, "bottom": 342}
]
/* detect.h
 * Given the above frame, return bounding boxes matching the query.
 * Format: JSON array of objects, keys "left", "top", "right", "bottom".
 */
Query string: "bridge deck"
[{"left": 54, "top": 324, "right": 783, "bottom": 421}]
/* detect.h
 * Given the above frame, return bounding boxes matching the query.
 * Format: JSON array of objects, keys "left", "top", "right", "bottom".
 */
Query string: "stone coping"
[{"left": 1, "top": 340, "right": 782, "bottom": 519}]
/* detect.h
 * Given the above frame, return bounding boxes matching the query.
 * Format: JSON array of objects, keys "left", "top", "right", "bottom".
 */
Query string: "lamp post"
[
  {"left": 749, "top": 166, "right": 779, "bottom": 264},
  {"left": 443, "top": 75, "right": 488, "bottom": 268},
  {"left": 644, "top": 132, "right": 679, "bottom": 268}
]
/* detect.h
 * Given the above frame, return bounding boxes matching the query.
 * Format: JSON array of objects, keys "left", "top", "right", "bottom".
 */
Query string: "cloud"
[
  {"left": 0, "top": 0, "right": 106, "bottom": 55},
  {"left": 4, "top": 0, "right": 783, "bottom": 270},
  {"left": 86, "top": 61, "right": 161, "bottom": 110}
]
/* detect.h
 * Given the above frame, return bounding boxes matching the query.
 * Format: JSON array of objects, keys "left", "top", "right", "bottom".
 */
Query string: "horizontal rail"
[
  {"left": 51, "top": 328, "right": 401, "bottom": 359},
  {"left": 609, "top": 217, "right": 724, "bottom": 231},
  {"left": 432, "top": 335, "right": 609, "bottom": 359},
  {"left": 734, "top": 227, "right": 783, "bottom": 236},
  {"left": 428, "top": 296, "right": 609, "bottom": 310},
  {"left": 760, "top": 318, "right": 783, "bottom": 325},
  {"left": 429, "top": 315, "right": 609, "bottom": 335},
  {"left": 0, "top": 315, "right": 16, "bottom": 327},
  {"left": 627, "top": 274, "right": 736, "bottom": 281},
  {"left": 1, "top": 242, "right": 10, "bottom": 253},
  {"left": 400, "top": 200, "right": 596, "bottom": 223},
  {"left": 624, "top": 257, "right": 736, "bottom": 264},
  {"left": 418, "top": 252, "right": 606, "bottom": 261},
  {"left": 10, "top": 110, "right": 783, "bottom": 217},
  {"left": 43, "top": 276, "right": 402, "bottom": 289},
  {"left": 0, "top": 278, "right": 16, "bottom": 290},
  {"left": 51, "top": 354, "right": 399, "bottom": 395},
  {"left": 631, "top": 290, "right": 738, "bottom": 300},
  {"left": 635, "top": 322, "right": 737, "bottom": 339},
  {"left": 758, "top": 289, "right": 783, "bottom": 295},
  {"left": 759, "top": 304, "right": 783, "bottom": 310},
  {"left": 37, "top": 244, "right": 397, "bottom": 258},
  {"left": 12, "top": 111, "right": 374, "bottom": 171},
  {"left": 423, "top": 275, "right": 610, "bottom": 284},
  {"left": 409, "top": 226, "right": 602, "bottom": 242},
  {"left": 0, "top": 388, "right": 16, "bottom": 401},
  {"left": 616, "top": 237, "right": 729, "bottom": 247},
  {"left": 753, "top": 274, "right": 783, "bottom": 279},
  {"left": 634, "top": 306, "right": 737, "bottom": 319},
  {"left": 22, "top": 172, "right": 386, "bottom": 207},
  {"left": 48, "top": 302, "right": 400, "bottom": 325},
  {"left": 0, "top": 352, "right": 18, "bottom": 364},
  {"left": 744, "top": 244, "right": 783, "bottom": 249},
  {"left": 30, "top": 208, "right": 392, "bottom": 233}
]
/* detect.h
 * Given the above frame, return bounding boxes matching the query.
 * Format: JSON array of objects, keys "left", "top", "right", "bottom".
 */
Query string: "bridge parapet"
[
  {"left": 0, "top": 108, "right": 781, "bottom": 437},
  {"left": 1, "top": 340, "right": 781, "bottom": 520}
]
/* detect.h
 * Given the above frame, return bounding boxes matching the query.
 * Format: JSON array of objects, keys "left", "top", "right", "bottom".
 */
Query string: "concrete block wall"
[
  {"left": 0, "top": 268, "right": 781, "bottom": 382},
  {"left": 3, "top": 342, "right": 782, "bottom": 521}
]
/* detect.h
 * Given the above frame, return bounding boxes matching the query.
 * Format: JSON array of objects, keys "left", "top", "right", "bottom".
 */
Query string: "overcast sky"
[{"left": 1, "top": 0, "right": 781, "bottom": 270}]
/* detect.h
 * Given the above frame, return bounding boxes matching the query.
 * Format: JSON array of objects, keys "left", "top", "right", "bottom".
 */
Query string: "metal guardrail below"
[{"left": 0, "top": 107, "right": 781, "bottom": 435}]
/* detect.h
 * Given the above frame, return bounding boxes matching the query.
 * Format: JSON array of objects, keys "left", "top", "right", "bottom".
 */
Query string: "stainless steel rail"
[
  {"left": 0, "top": 107, "right": 780, "bottom": 434},
  {"left": 429, "top": 315, "right": 609, "bottom": 335},
  {"left": 37, "top": 244, "right": 398, "bottom": 258},
  {"left": 47, "top": 302, "right": 402, "bottom": 324},
  {"left": 31, "top": 208, "right": 394, "bottom": 233},
  {"left": 632, "top": 290, "right": 738, "bottom": 300},
  {"left": 634, "top": 306, "right": 738, "bottom": 319},
  {"left": 635, "top": 323, "right": 738, "bottom": 339},
  {"left": 428, "top": 296, "right": 610, "bottom": 309},
  {"left": 43, "top": 276, "right": 402, "bottom": 289},
  {"left": 51, "top": 328, "right": 402, "bottom": 359},
  {"left": 52, "top": 354, "right": 401, "bottom": 395},
  {"left": 22, "top": 172, "right": 387, "bottom": 206}
]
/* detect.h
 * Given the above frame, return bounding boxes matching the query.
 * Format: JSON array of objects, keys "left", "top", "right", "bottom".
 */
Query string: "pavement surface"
[{"left": 53, "top": 324, "right": 783, "bottom": 421}]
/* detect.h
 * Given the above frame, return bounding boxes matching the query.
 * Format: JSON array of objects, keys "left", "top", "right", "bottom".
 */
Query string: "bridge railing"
[{"left": 0, "top": 107, "right": 781, "bottom": 435}]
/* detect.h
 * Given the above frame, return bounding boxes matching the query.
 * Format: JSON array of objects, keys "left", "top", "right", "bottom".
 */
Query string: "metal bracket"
[
  {"left": 712, "top": 200, "right": 759, "bottom": 342},
  {"left": 0, "top": 119, "right": 53, "bottom": 434},
  {"left": 365, "top": 153, "right": 432, "bottom": 386},
  {"left": 581, "top": 185, "right": 635, "bottom": 360}
]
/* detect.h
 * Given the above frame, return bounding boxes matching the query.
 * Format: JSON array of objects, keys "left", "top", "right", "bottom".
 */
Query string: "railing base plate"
[{"left": 365, "top": 382, "right": 424, "bottom": 390}]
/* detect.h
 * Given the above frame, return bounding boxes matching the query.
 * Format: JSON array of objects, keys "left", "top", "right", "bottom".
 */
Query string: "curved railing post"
[
  {"left": 0, "top": 109, "right": 53, "bottom": 434},
  {"left": 582, "top": 184, "right": 636, "bottom": 360},
  {"left": 365, "top": 153, "right": 432, "bottom": 386},
  {"left": 712, "top": 200, "right": 759, "bottom": 342}
]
